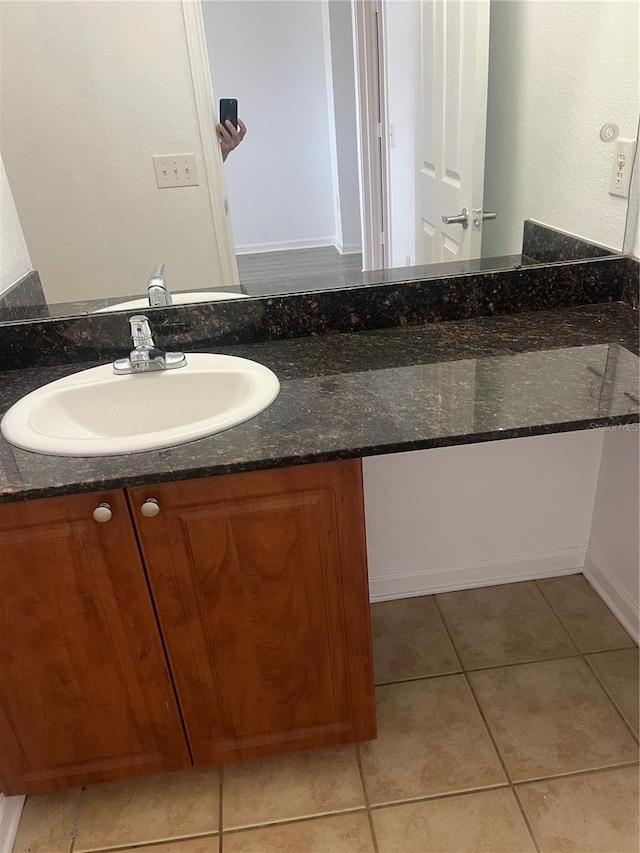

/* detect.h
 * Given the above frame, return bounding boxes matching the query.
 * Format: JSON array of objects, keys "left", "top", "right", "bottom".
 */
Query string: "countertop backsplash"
[{"left": 0, "top": 253, "right": 637, "bottom": 372}]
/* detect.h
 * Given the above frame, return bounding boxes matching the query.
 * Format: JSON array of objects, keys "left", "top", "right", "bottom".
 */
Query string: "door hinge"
[
  {"left": 380, "top": 231, "right": 385, "bottom": 245},
  {"left": 376, "top": 122, "right": 383, "bottom": 138}
]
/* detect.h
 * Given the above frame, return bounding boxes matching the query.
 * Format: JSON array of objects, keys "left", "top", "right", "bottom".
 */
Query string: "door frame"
[
  {"left": 352, "top": 0, "right": 390, "bottom": 271},
  {"left": 181, "top": 1, "right": 239, "bottom": 286}
]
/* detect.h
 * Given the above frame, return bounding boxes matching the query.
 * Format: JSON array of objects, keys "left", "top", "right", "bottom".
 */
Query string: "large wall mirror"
[{"left": 1, "top": 0, "right": 638, "bottom": 324}]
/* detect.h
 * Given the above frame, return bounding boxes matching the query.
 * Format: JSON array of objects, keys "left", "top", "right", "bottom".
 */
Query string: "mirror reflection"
[{"left": 0, "top": 0, "right": 637, "bottom": 323}]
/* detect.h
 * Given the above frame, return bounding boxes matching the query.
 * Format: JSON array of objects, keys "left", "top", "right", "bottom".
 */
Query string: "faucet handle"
[{"left": 129, "top": 315, "right": 155, "bottom": 349}]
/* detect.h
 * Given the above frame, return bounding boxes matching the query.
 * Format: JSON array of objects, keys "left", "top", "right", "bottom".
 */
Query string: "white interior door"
[
  {"left": 183, "top": 1, "right": 239, "bottom": 287},
  {"left": 417, "top": 0, "right": 490, "bottom": 264}
]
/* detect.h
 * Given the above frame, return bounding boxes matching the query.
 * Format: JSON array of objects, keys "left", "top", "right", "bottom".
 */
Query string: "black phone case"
[{"left": 219, "top": 99, "right": 238, "bottom": 130}]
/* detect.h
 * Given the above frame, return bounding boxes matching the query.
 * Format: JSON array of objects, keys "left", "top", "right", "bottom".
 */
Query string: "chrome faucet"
[
  {"left": 147, "top": 263, "right": 172, "bottom": 307},
  {"left": 113, "top": 315, "right": 187, "bottom": 374}
]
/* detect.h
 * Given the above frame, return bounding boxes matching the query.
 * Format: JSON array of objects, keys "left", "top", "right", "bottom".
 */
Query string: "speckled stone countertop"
[{"left": 0, "top": 302, "right": 638, "bottom": 504}]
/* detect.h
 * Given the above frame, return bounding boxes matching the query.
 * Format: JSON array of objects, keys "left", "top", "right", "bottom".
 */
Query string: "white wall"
[
  {"left": 202, "top": 0, "right": 336, "bottom": 254},
  {"left": 1, "top": 1, "right": 228, "bottom": 304},
  {"left": 483, "top": 0, "right": 639, "bottom": 258},
  {"left": 363, "top": 430, "right": 605, "bottom": 600},
  {"left": 0, "top": 156, "right": 32, "bottom": 296},
  {"left": 585, "top": 428, "right": 640, "bottom": 641}
]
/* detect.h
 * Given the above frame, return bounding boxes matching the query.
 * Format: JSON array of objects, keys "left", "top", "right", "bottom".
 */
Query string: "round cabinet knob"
[
  {"left": 92, "top": 503, "right": 112, "bottom": 523},
  {"left": 140, "top": 498, "right": 160, "bottom": 518}
]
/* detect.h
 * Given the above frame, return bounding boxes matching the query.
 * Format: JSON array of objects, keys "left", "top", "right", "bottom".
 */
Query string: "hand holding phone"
[{"left": 217, "top": 99, "right": 246, "bottom": 161}]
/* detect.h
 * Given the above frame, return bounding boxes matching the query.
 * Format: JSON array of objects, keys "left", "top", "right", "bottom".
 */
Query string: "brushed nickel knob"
[
  {"left": 92, "top": 503, "right": 112, "bottom": 523},
  {"left": 141, "top": 498, "right": 160, "bottom": 518}
]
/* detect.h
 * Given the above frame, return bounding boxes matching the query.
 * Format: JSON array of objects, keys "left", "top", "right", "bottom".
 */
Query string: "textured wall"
[
  {"left": 1, "top": 1, "right": 227, "bottom": 303},
  {"left": 483, "top": 0, "right": 639, "bottom": 257}
]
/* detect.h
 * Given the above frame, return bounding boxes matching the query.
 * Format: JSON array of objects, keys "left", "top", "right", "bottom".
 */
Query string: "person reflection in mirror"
[{"left": 216, "top": 118, "right": 247, "bottom": 162}]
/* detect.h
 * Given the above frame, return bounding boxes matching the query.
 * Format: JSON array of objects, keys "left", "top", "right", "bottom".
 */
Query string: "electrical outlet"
[
  {"left": 608, "top": 139, "right": 635, "bottom": 198},
  {"left": 153, "top": 154, "right": 199, "bottom": 188}
]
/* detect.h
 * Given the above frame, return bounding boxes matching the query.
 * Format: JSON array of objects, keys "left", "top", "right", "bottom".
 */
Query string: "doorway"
[{"left": 200, "top": 0, "right": 365, "bottom": 295}]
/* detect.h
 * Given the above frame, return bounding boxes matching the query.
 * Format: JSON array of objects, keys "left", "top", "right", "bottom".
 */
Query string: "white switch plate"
[
  {"left": 608, "top": 139, "right": 635, "bottom": 198},
  {"left": 153, "top": 154, "right": 199, "bottom": 188}
]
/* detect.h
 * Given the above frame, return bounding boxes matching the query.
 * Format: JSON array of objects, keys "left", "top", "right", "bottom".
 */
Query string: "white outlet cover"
[{"left": 608, "top": 139, "right": 635, "bottom": 199}]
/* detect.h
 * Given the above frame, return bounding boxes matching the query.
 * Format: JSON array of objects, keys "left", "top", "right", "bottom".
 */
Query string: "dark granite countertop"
[{"left": 0, "top": 301, "right": 637, "bottom": 504}]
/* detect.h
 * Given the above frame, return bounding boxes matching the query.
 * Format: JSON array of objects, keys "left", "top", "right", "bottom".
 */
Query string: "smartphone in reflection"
[{"left": 219, "top": 98, "right": 238, "bottom": 130}]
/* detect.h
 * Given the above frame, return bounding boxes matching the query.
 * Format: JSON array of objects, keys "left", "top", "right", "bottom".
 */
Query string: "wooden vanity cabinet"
[
  {"left": 0, "top": 490, "right": 190, "bottom": 796},
  {"left": 129, "top": 459, "right": 376, "bottom": 765},
  {"left": 0, "top": 459, "right": 376, "bottom": 794}
]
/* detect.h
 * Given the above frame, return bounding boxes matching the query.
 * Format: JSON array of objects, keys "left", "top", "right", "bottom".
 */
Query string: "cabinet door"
[
  {"left": 0, "top": 491, "right": 190, "bottom": 795},
  {"left": 129, "top": 460, "right": 376, "bottom": 765}
]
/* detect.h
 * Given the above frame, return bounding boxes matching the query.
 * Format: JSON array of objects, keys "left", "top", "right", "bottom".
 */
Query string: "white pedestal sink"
[{"left": 1, "top": 354, "right": 279, "bottom": 456}]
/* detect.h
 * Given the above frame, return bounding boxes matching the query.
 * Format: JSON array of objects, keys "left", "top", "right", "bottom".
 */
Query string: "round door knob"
[
  {"left": 92, "top": 503, "right": 112, "bottom": 523},
  {"left": 140, "top": 498, "right": 160, "bottom": 518}
]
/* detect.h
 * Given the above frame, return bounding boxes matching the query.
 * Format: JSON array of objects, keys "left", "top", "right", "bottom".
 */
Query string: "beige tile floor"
[{"left": 13, "top": 574, "right": 639, "bottom": 853}]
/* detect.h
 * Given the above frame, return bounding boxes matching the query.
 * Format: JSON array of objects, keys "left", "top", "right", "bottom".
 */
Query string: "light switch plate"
[{"left": 153, "top": 154, "right": 199, "bottom": 188}]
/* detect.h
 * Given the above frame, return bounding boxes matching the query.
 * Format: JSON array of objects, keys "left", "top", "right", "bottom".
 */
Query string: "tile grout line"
[
  {"left": 432, "top": 596, "right": 542, "bottom": 853},
  {"left": 529, "top": 581, "right": 581, "bottom": 654},
  {"left": 374, "top": 641, "right": 637, "bottom": 685},
  {"left": 583, "top": 654, "right": 640, "bottom": 745},
  {"left": 431, "top": 596, "right": 517, "bottom": 788},
  {"left": 368, "top": 782, "right": 510, "bottom": 812},
  {"left": 88, "top": 833, "right": 220, "bottom": 853},
  {"left": 430, "top": 596, "right": 465, "bottom": 673},
  {"left": 222, "top": 807, "right": 370, "bottom": 837},
  {"left": 513, "top": 760, "right": 640, "bottom": 788},
  {"left": 362, "top": 756, "right": 638, "bottom": 813},
  {"left": 463, "top": 670, "right": 542, "bottom": 853},
  {"left": 534, "top": 579, "right": 587, "bottom": 649},
  {"left": 374, "top": 649, "right": 590, "bottom": 686},
  {"left": 355, "top": 743, "right": 380, "bottom": 853},
  {"left": 511, "top": 786, "right": 542, "bottom": 853}
]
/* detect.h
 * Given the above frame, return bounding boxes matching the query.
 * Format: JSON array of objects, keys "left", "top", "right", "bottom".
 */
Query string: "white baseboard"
[
  {"left": 0, "top": 794, "right": 25, "bottom": 853},
  {"left": 369, "top": 547, "right": 586, "bottom": 601},
  {"left": 584, "top": 550, "right": 639, "bottom": 643},
  {"left": 335, "top": 241, "right": 362, "bottom": 256},
  {"left": 235, "top": 237, "right": 335, "bottom": 255}
]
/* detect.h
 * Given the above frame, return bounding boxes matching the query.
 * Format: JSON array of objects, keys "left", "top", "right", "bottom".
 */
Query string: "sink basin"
[
  {"left": 95, "top": 291, "right": 250, "bottom": 313},
  {"left": 1, "top": 354, "right": 279, "bottom": 456}
]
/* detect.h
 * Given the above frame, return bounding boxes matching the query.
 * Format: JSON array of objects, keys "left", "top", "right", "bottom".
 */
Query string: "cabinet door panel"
[
  {"left": 130, "top": 460, "right": 376, "bottom": 765},
  {"left": 0, "top": 491, "right": 190, "bottom": 794}
]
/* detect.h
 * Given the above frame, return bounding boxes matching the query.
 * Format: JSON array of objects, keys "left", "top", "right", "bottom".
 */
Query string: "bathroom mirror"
[{"left": 0, "top": 0, "right": 638, "bottom": 323}]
